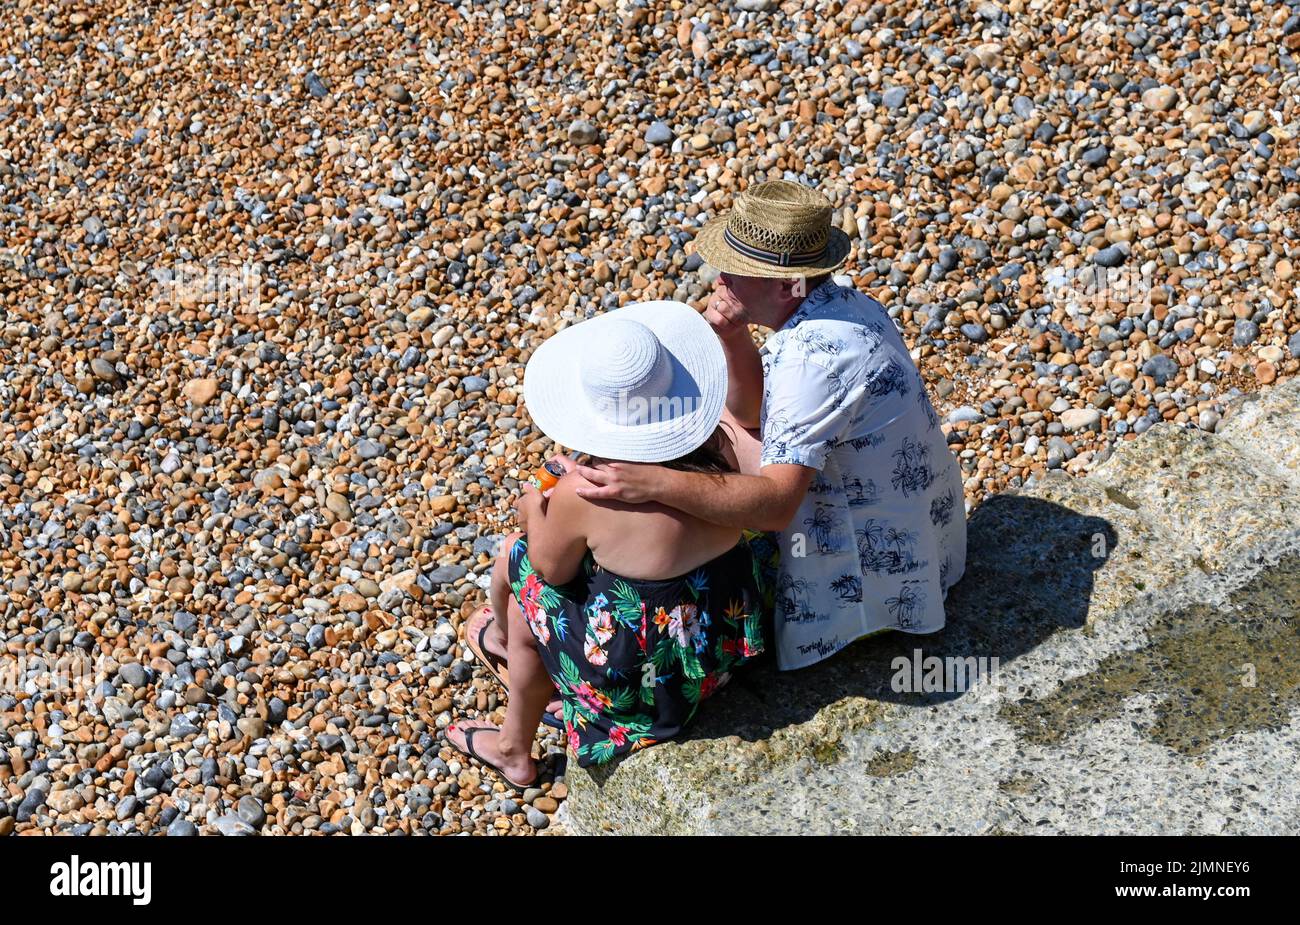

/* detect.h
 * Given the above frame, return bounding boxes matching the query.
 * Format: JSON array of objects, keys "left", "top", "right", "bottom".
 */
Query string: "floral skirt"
[{"left": 508, "top": 531, "right": 777, "bottom": 766}]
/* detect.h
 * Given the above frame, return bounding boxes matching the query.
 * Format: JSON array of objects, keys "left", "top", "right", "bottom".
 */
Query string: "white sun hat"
[{"left": 522, "top": 300, "right": 726, "bottom": 463}]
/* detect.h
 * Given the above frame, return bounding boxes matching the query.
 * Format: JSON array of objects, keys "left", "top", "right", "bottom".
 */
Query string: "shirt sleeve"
[{"left": 760, "top": 354, "right": 858, "bottom": 471}]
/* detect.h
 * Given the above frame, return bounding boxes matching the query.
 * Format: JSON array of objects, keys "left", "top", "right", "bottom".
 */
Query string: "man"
[{"left": 577, "top": 179, "right": 966, "bottom": 670}]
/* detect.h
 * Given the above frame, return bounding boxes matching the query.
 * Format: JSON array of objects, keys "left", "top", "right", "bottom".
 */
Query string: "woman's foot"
[
  {"left": 445, "top": 720, "right": 538, "bottom": 790},
  {"left": 465, "top": 604, "right": 510, "bottom": 683},
  {"left": 465, "top": 604, "right": 565, "bottom": 722}
]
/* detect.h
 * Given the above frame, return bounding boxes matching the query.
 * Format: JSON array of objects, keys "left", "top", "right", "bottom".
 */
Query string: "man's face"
[{"left": 717, "top": 272, "right": 785, "bottom": 312}]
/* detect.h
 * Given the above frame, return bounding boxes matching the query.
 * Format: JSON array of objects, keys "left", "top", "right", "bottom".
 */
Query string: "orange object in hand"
[{"left": 530, "top": 459, "right": 567, "bottom": 492}]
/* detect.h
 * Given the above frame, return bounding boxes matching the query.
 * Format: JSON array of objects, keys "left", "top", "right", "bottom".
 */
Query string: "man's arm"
[
  {"left": 719, "top": 332, "right": 764, "bottom": 429},
  {"left": 576, "top": 342, "right": 857, "bottom": 528},
  {"left": 704, "top": 279, "right": 764, "bottom": 429},
  {"left": 576, "top": 462, "right": 813, "bottom": 532}
]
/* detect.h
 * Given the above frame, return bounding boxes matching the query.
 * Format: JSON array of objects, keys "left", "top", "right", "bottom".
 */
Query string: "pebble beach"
[{"left": 1, "top": 0, "right": 1297, "bottom": 835}]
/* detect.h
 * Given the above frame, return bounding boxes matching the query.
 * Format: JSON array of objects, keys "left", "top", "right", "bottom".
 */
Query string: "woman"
[{"left": 446, "top": 300, "right": 775, "bottom": 788}]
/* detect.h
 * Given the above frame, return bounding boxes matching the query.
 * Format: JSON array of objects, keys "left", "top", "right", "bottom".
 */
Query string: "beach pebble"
[
  {"left": 645, "top": 122, "right": 674, "bottom": 145},
  {"left": 167, "top": 817, "right": 198, "bottom": 837},
  {"left": 1092, "top": 246, "right": 1127, "bottom": 268},
  {"left": 212, "top": 814, "right": 256, "bottom": 836},
  {"left": 568, "top": 120, "right": 600, "bottom": 145},
  {"left": 304, "top": 72, "right": 329, "bottom": 98},
  {"left": 1060, "top": 409, "right": 1102, "bottom": 432},
  {"left": 1142, "top": 355, "right": 1181, "bottom": 386},
  {"left": 384, "top": 83, "right": 412, "bottom": 104},
  {"left": 1141, "top": 86, "right": 1178, "bottom": 111}
]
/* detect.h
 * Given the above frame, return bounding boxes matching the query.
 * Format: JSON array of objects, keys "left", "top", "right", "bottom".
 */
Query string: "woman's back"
[{"left": 560, "top": 470, "right": 741, "bottom": 581}]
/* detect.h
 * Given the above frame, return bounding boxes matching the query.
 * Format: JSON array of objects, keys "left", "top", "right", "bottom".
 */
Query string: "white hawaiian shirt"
[{"left": 759, "top": 276, "right": 967, "bottom": 670}]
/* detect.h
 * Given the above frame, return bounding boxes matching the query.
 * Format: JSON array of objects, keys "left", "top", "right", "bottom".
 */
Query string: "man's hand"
[
  {"left": 576, "top": 462, "right": 813, "bottom": 531},
  {"left": 703, "top": 279, "right": 752, "bottom": 344},
  {"left": 573, "top": 461, "right": 672, "bottom": 504},
  {"left": 704, "top": 277, "right": 765, "bottom": 428}
]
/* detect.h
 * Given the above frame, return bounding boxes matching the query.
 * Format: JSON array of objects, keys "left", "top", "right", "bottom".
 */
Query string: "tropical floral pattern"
[{"left": 507, "top": 531, "right": 775, "bottom": 767}]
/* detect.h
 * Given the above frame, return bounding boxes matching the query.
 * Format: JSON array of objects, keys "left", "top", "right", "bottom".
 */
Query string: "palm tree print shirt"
[{"left": 759, "top": 276, "right": 968, "bottom": 670}]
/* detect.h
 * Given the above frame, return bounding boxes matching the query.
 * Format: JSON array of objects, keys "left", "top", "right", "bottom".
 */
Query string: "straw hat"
[
  {"left": 522, "top": 301, "right": 726, "bottom": 463},
  {"left": 692, "top": 179, "right": 852, "bottom": 278}
]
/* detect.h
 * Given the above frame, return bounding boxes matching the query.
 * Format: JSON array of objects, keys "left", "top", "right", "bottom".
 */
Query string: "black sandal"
[
  {"left": 456, "top": 726, "right": 538, "bottom": 792},
  {"left": 465, "top": 605, "right": 511, "bottom": 687},
  {"left": 465, "top": 605, "right": 567, "bottom": 732}
]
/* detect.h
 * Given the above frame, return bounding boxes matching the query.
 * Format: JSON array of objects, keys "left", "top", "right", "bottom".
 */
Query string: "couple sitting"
[{"left": 447, "top": 180, "right": 967, "bottom": 789}]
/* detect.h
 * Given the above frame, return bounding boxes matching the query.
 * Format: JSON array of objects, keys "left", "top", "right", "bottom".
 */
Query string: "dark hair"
[
  {"left": 583, "top": 427, "right": 736, "bottom": 475},
  {"left": 659, "top": 425, "right": 735, "bottom": 475}
]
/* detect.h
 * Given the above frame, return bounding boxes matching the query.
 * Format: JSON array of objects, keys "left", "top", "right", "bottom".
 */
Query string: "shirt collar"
[
  {"left": 778, "top": 276, "right": 844, "bottom": 333},
  {"left": 805, "top": 275, "right": 843, "bottom": 304}
]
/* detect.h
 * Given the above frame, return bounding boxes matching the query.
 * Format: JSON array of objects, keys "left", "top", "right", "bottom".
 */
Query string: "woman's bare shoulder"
[{"left": 553, "top": 469, "right": 689, "bottom": 529}]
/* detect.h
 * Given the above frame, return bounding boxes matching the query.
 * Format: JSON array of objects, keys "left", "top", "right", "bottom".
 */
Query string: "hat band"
[{"left": 723, "top": 226, "right": 826, "bottom": 268}]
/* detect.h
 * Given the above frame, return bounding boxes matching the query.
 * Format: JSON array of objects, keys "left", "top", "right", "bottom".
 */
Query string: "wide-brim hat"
[
  {"left": 693, "top": 179, "right": 852, "bottom": 279},
  {"left": 523, "top": 301, "right": 726, "bottom": 463}
]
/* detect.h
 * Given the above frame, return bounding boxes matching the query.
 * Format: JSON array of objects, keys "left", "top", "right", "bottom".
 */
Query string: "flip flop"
[
  {"left": 465, "top": 605, "right": 567, "bottom": 731},
  {"left": 453, "top": 725, "right": 538, "bottom": 792},
  {"left": 464, "top": 604, "right": 510, "bottom": 689}
]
